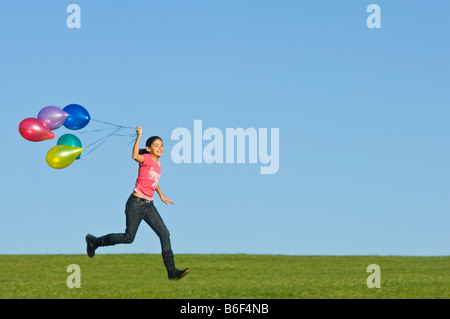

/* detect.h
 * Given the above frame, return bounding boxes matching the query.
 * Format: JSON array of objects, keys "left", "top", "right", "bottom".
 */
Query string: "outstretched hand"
[{"left": 160, "top": 195, "right": 174, "bottom": 205}]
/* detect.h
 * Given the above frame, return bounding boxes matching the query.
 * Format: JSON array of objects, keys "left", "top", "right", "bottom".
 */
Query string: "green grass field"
[{"left": 0, "top": 254, "right": 448, "bottom": 299}]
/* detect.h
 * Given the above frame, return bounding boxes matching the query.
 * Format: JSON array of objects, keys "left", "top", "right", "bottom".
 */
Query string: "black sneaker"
[
  {"left": 170, "top": 268, "right": 190, "bottom": 281},
  {"left": 162, "top": 250, "right": 190, "bottom": 280},
  {"left": 85, "top": 234, "right": 98, "bottom": 258}
]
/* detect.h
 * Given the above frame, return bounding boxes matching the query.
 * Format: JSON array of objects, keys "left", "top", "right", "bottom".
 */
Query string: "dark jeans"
[{"left": 97, "top": 194, "right": 172, "bottom": 253}]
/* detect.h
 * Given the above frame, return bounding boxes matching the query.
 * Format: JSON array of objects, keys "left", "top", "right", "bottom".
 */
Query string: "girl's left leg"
[
  {"left": 86, "top": 194, "right": 145, "bottom": 257},
  {"left": 143, "top": 203, "right": 189, "bottom": 280}
]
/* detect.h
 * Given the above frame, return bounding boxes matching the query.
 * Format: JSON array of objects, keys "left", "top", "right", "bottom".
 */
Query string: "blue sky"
[{"left": 1, "top": 1, "right": 449, "bottom": 256}]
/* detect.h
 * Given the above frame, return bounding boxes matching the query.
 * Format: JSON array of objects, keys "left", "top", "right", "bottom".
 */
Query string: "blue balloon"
[{"left": 63, "top": 104, "right": 90, "bottom": 130}]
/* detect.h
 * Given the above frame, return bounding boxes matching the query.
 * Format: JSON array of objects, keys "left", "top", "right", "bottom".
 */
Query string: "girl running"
[{"left": 85, "top": 126, "right": 189, "bottom": 280}]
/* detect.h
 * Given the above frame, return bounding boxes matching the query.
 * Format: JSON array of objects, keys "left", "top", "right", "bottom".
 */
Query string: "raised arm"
[{"left": 132, "top": 126, "right": 146, "bottom": 163}]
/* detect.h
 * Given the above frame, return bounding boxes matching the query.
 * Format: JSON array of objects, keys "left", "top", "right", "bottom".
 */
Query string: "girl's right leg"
[
  {"left": 86, "top": 194, "right": 144, "bottom": 257},
  {"left": 142, "top": 203, "right": 189, "bottom": 280}
]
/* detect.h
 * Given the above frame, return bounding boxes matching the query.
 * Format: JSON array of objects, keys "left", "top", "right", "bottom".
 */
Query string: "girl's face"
[{"left": 147, "top": 139, "right": 163, "bottom": 158}]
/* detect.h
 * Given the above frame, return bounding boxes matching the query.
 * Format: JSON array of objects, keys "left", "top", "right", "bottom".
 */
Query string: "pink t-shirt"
[{"left": 133, "top": 153, "right": 161, "bottom": 201}]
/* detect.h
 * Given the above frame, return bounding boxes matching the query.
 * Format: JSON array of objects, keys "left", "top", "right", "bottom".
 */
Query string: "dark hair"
[{"left": 139, "top": 136, "right": 163, "bottom": 155}]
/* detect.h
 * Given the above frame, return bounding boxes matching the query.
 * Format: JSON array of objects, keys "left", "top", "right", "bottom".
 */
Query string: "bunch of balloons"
[{"left": 18, "top": 104, "right": 90, "bottom": 169}]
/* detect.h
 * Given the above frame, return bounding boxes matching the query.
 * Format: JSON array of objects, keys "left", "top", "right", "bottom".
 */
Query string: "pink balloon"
[
  {"left": 18, "top": 118, "right": 56, "bottom": 142},
  {"left": 38, "top": 106, "right": 70, "bottom": 130}
]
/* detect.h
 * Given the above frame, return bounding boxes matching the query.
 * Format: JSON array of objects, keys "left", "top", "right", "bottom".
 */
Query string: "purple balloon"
[{"left": 37, "top": 106, "right": 70, "bottom": 130}]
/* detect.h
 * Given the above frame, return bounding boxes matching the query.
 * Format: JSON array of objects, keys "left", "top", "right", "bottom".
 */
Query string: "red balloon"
[{"left": 19, "top": 118, "right": 55, "bottom": 142}]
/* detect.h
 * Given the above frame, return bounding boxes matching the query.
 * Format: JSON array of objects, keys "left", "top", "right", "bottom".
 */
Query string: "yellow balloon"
[{"left": 46, "top": 145, "right": 83, "bottom": 169}]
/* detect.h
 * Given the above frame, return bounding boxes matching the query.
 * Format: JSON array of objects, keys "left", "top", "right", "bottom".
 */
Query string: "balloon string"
[
  {"left": 91, "top": 118, "right": 135, "bottom": 130},
  {"left": 77, "top": 127, "right": 118, "bottom": 134},
  {"left": 77, "top": 118, "right": 137, "bottom": 159},
  {"left": 82, "top": 127, "right": 124, "bottom": 156}
]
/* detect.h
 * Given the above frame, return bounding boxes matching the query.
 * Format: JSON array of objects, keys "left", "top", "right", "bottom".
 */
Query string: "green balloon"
[{"left": 57, "top": 134, "right": 82, "bottom": 159}]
